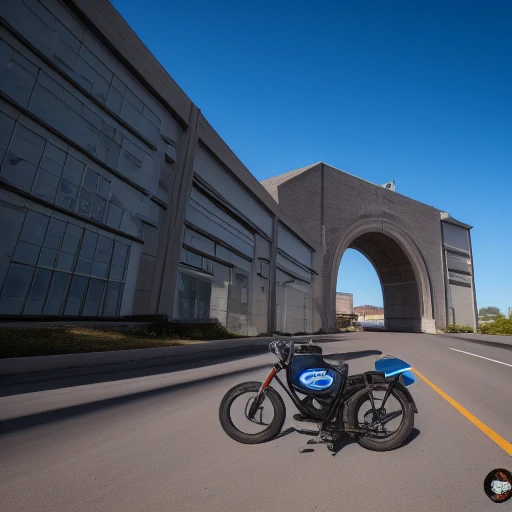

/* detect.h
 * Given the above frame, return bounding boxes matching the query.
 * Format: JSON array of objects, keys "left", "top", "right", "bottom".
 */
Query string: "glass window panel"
[
  {"left": 19, "top": 210, "right": 49, "bottom": 246},
  {"left": 91, "top": 261, "right": 108, "bottom": 278},
  {"left": 190, "top": 231, "right": 214, "bottom": 255},
  {"left": 91, "top": 196, "right": 107, "bottom": 222},
  {"left": 82, "top": 168, "right": 98, "bottom": 192},
  {"left": 60, "top": 225, "right": 82, "bottom": 255},
  {"left": 64, "top": 275, "right": 88, "bottom": 315},
  {"left": 112, "top": 242, "right": 128, "bottom": 267},
  {"left": 62, "top": 156, "right": 85, "bottom": 185},
  {"left": 0, "top": 264, "right": 33, "bottom": 314},
  {"left": 82, "top": 279, "right": 105, "bottom": 316},
  {"left": 102, "top": 281, "right": 122, "bottom": 316},
  {"left": 95, "top": 236, "right": 113, "bottom": 263},
  {"left": 106, "top": 203, "right": 123, "bottom": 230},
  {"left": 43, "top": 272, "right": 69, "bottom": 315},
  {"left": 13, "top": 241, "right": 40, "bottom": 265},
  {"left": 32, "top": 169, "right": 60, "bottom": 203},
  {"left": 97, "top": 175, "right": 110, "bottom": 199},
  {"left": 185, "top": 250, "right": 202, "bottom": 269},
  {"left": 109, "top": 264, "right": 124, "bottom": 281},
  {"left": 44, "top": 218, "right": 66, "bottom": 249},
  {"left": 39, "top": 247, "right": 58, "bottom": 268},
  {"left": 75, "top": 256, "right": 93, "bottom": 275},
  {"left": 55, "top": 179, "right": 78, "bottom": 210},
  {"left": 23, "top": 268, "right": 51, "bottom": 315},
  {"left": 79, "top": 231, "right": 98, "bottom": 259},
  {"left": 77, "top": 188, "right": 92, "bottom": 215},
  {"left": 56, "top": 251, "right": 75, "bottom": 271}
]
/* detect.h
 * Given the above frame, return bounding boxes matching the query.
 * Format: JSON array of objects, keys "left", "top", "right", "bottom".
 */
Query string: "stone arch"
[{"left": 327, "top": 219, "right": 435, "bottom": 333}]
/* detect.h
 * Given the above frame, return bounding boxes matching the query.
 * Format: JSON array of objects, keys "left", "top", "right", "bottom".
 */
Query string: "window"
[
  {"left": 23, "top": 268, "right": 52, "bottom": 315},
  {"left": 43, "top": 272, "right": 69, "bottom": 315},
  {"left": 0, "top": 264, "right": 34, "bottom": 314},
  {"left": 0, "top": 208, "right": 131, "bottom": 317},
  {"left": 64, "top": 275, "right": 88, "bottom": 315},
  {"left": 177, "top": 273, "right": 211, "bottom": 320}
]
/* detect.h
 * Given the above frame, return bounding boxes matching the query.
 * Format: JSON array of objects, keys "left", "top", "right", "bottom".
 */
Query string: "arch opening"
[
  {"left": 348, "top": 232, "right": 422, "bottom": 332},
  {"left": 328, "top": 221, "right": 434, "bottom": 333}
]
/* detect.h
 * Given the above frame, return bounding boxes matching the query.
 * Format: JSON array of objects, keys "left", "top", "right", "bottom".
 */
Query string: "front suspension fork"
[{"left": 248, "top": 364, "right": 281, "bottom": 418}]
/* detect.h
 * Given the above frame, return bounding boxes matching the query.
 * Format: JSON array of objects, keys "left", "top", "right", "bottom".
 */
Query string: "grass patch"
[
  {"left": 443, "top": 324, "right": 474, "bottom": 333},
  {"left": 0, "top": 320, "right": 239, "bottom": 358},
  {"left": 478, "top": 315, "right": 512, "bottom": 336}
]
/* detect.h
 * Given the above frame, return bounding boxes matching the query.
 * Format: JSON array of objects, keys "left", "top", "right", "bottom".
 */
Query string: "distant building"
[
  {"left": 336, "top": 292, "right": 353, "bottom": 315},
  {"left": 355, "top": 305, "right": 384, "bottom": 322}
]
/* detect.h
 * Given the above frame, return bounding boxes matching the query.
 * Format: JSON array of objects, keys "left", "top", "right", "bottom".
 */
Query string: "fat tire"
[
  {"left": 345, "top": 384, "right": 414, "bottom": 452},
  {"left": 219, "top": 381, "right": 286, "bottom": 445}
]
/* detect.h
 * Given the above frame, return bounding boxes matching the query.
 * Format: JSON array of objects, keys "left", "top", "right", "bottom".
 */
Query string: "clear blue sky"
[{"left": 112, "top": 0, "right": 511, "bottom": 313}]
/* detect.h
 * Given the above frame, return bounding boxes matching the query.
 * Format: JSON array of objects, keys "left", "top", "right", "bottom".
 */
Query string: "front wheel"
[
  {"left": 219, "top": 381, "right": 286, "bottom": 444},
  {"left": 344, "top": 384, "right": 414, "bottom": 451}
]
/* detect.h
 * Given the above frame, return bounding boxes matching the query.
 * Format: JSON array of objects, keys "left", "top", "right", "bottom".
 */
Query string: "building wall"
[
  {"left": 0, "top": 0, "right": 322, "bottom": 335},
  {"left": 336, "top": 293, "right": 353, "bottom": 315}
]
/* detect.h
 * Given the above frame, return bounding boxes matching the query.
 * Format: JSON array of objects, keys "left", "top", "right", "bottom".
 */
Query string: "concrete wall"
[
  {"left": 0, "top": 0, "right": 323, "bottom": 335},
  {"left": 263, "top": 162, "right": 476, "bottom": 333}
]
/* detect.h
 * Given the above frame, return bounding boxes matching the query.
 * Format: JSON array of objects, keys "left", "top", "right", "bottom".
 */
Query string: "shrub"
[
  {"left": 443, "top": 324, "right": 474, "bottom": 334},
  {"left": 478, "top": 315, "right": 512, "bottom": 336}
]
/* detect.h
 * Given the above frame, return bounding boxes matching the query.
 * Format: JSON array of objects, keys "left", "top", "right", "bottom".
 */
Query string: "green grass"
[
  {"left": 478, "top": 315, "right": 512, "bottom": 336},
  {"left": 0, "top": 321, "right": 239, "bottom": 358},
  {"left": 442, "top": 324, "right": 474, "bottom": 333}
]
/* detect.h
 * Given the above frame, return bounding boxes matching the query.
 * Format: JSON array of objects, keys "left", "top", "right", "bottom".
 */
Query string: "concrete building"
[
  {"left": 336, "top": 292, "right": 353, "bottom": 315},
  {"left": 0, "top": 0, "right": 477, "bottom": 334}
]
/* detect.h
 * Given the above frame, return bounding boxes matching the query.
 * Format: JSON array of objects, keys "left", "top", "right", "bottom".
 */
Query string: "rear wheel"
[
  {"left": 219, "top": 381, "right": 286, "bottom": 444},
  {"left": 345, "top": 384, "right": 413, "bottom": 451}
]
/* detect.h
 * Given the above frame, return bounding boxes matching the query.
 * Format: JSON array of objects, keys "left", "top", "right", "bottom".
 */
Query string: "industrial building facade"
[{"left": 0, "top": 0, "right": 477, "bottom": 334}]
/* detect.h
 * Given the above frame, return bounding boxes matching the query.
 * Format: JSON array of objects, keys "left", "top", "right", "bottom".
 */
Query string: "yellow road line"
[{"left": 412, "top": 368, "right": 512, "bottom": 456}]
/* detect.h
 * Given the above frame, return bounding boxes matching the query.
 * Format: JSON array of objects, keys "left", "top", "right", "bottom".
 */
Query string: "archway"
[{"left": 327, "top": 220, "right": 435, "bottom": 333}]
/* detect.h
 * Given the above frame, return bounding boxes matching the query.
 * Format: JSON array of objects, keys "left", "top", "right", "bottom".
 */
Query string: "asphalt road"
[{"left": 1, "top": 333, "right": 511, "bottom": 512}]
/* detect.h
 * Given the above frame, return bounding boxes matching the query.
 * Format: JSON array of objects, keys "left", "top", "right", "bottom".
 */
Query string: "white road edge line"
[{"left": 449, "top": 348, "right": 512, "bottom": 368}]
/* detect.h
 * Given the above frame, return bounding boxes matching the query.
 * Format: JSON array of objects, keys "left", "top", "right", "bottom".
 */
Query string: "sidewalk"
[{"left": 0, "top": 334, "right": 342, "bottom": 377}]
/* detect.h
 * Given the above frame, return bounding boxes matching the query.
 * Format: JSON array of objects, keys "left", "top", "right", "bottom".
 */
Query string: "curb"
[{"left": 0, "top": 337, "right": 275, "bottom": 377}]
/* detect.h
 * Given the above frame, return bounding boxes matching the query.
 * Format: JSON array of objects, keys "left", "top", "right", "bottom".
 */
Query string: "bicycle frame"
[{"left": 252, "top": 357, "right": 415, "bottom": 436}]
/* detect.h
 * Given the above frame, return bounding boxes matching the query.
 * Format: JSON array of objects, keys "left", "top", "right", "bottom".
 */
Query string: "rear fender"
[{"left": 396, "top": 382, "right": 418, "bottom": 413}]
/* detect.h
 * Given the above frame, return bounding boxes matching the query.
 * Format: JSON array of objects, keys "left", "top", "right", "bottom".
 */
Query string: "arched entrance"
[{"left": 327, "top": 220, "right": 435, "bottom": 333}]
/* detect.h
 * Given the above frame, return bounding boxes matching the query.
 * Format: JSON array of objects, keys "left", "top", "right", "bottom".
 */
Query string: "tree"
[{"left": 479, "top": 306, "right": 501, "bottom": 321}]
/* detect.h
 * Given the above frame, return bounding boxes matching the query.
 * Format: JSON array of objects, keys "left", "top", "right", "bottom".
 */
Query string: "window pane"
[
  {"left": 82, "top": 168, "right": 98, "bottom": 192},
  {"left": 103, "top": 281, "right": 122, "bottom": 316},
  {"left": 56, "top": 251, "right": 75, "bottom": 271},
  {"left": 82, "top": 279, "right": 105, "bottom": 316},
  {"left": 106, "top": 203, "right": 123, "bottom": 230},
  {"left": 77, "top": 188, "right": 92, "bottom": 215},
  {"left": 95, "top": 236, "right": 113, "bottom": 263},
  {"left": 112, "top": 242, "right": 128, "bottom": 267},
  {"left": 23, "top": 268, "right": 52, "bottom": 315},
  {"left": 109, "top": 265, "right": 124, "bottom": 281},
  {"left": 32, "top": 169, "right": 60, "bottom": 203},
  {"left": 79, "top": 231, "right": 98, "bottom": 259},
  {"left": 13, "top": 241, "right": 40, "bottom": 265},
  {"left": 91, "top": 261, "right": 108, "bottom": 278},
  {"left": 43, "top": 272, "right": 69, "bottom": 315},
  {"left": 64, "top": 275, "right": 88, "bottom": 315},
  {"left": 39, "top": 247, "right": 58, "bottom": 268},
  {"left": 0, "top": 264, "right": 33, "bottom": 314},
  {"left": 44, "top": 218, "right": 66, "bottom": 249},
  {"left": 76, "top": 256, "right": 93, "bottom": 274},
  {"left": 62, "top": 155, "right": 85, "bottom": 185},
  {"left": 19, "top": 210, "right": 49, "bottom": 246},
  {"left": 91, "top": 196, "right": 107, "bottom": 222},
  {"left": 55, "top": 179, "right": 78, "bottom": 210},
  {"left": 97, "top": 175, "right": 110, "bottom": 199}
]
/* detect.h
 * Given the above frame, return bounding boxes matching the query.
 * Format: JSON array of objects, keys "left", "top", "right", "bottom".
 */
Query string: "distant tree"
[{"left": 479, "top": 306, "right": 501, "bottom": 321}]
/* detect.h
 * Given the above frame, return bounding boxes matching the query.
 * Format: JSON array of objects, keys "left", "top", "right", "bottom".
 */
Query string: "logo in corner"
[{"left": 484, "top": 468, "right": 512, "bottom": 503}]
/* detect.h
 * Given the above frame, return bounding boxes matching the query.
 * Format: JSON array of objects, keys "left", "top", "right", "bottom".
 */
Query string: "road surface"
[{"left": 1, "top": 332, "right": 511, "bottom": 511}]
